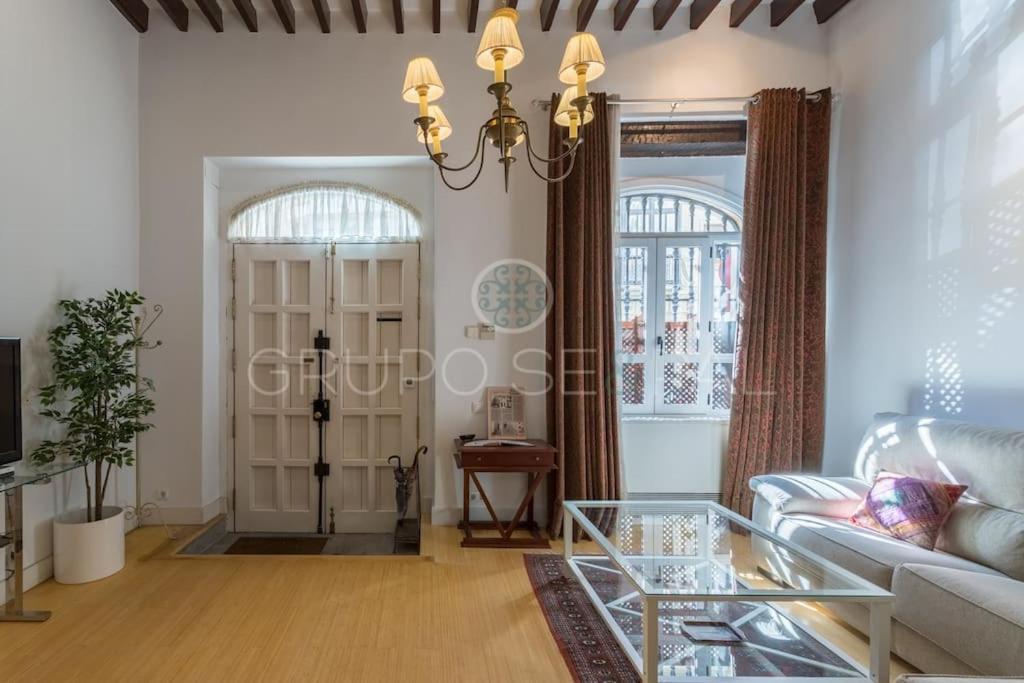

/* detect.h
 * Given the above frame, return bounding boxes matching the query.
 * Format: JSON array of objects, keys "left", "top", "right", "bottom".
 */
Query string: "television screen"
[{"left": 0, "top": 338, "right": 22, "bottom": 466}]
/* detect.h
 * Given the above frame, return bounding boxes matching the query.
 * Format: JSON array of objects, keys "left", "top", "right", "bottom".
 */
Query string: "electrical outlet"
[
  {"left": 470, "top": 492, "right": 479, "bottom": 501},
  {"left": 157, "top": 489, "right": 169, "bottom": 502}
]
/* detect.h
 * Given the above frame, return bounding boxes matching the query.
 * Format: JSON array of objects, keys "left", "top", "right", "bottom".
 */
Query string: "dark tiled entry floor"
[{"left": 178, "top": 519, "right": 419, "bottom": 556}]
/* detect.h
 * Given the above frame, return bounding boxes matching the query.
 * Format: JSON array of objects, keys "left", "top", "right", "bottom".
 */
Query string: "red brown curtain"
[
  {"left": 722, "top": 88, "right": 832, "bottom": 518},
  {"left": 546, "top": 92, "right": 622, "bottom": 538}
]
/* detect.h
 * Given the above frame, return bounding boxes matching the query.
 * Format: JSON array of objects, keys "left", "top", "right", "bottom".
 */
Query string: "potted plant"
[{"left": 33, "top": 290, "right": 156, "bottom": 584}]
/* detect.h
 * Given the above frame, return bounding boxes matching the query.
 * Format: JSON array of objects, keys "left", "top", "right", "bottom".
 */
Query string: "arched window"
[
  {"left": 228, "top": 182, "right": 422, "bottom": 243},
  {"left": 616, "top": 186, "right": 741, "bottom": 416}
]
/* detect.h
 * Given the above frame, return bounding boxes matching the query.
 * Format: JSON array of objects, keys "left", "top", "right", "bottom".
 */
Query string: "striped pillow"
[{"left": 850, "top": 471, "right": 967, "bottom": 550}]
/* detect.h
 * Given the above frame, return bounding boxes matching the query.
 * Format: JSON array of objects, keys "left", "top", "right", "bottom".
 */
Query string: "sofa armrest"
[{"left": 748, "top": 474, "right": 870, "bottom": 518}]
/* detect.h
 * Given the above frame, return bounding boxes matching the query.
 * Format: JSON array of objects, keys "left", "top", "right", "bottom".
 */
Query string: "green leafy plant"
[{"left": 32, "top": 290, "right": 156, "bottom": 522}]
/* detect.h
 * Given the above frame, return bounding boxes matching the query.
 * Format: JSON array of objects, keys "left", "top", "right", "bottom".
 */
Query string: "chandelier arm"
[
  {"left": 437, "top": 143, "right": 489, "bottom": 191},
  {"left": 422, "top": 123, "right": 490, "bottom": 173},
  {"left": 520, "top": 120, "right": 584, "bottom": 164},
  {"left": 524, "top": 138, "right": 579, "bottom": 183}
]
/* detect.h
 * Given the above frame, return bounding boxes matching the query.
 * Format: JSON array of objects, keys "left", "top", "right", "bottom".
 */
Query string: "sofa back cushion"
[{"left": 855, "top": 413, "right": 1024, "bottom": 580}]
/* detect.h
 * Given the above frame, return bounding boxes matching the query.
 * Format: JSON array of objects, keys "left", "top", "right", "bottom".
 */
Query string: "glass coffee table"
[{"left": 562, "top": 501, "right": 893, "bottom": 682}]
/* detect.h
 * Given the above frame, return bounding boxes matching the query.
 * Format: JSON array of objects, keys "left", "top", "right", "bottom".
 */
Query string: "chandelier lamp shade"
[{"left": 401, "top": 6, "right": 605, "bottom": 192}]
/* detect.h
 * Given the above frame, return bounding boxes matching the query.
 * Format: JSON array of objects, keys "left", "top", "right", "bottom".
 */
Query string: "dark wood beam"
[
  {"left": 729, "top": 0, "right": 761, "bottom": 26},
  {"left": 352, "top": 0, "right": 368, "bottom": 32},
  {"left": 812, "top": 0, "right": 852, "bottom": 23},
  {"left": 653, "top": 0, "right": 681, "bottom": 30},
  {"left": 689, "top": 0, "right": 723, "bottom": 28},
  {"left": 540, "top": 0, "right": 559, "bottom": 31},
  {"left": 468, "top": 0, "right": 479, "bottom": 32},
  {"left": 109, "top": 0, "right": 149, "bottom": 32},
  {"left": 390, "top": 0, "right": 403, "bottom": 33},
  {"left": 770, "top": 0, "right": 804, "bottom": 26},
  {"left": 433, "top": 0, "right": 441, "bottom": 33},
  {"left": 231, "top": 0, "right": 258, "bottom": 32},
  {"left": 272, "top": 0, "right": 296, "bottom": 33},
  {"left": 620, "top": 120, "right": 748, "bottom": 158},
  {"left": 506, "top": 0, "right": 518, "bottom": 7},
  {"left": 312, "top": 0, "right": 331, "bottom": 32},
  {"left": 577, "top": 0, "right": 598, "bottom": 30},
  {"left": 195, "top": 0, "right": 224, "bottom": 32},
  {"left": 156, "top": 0, "right": 188, "bottom": 31},
  {"left": 613, "top": 0, "right": 639, "bottom": 30}
]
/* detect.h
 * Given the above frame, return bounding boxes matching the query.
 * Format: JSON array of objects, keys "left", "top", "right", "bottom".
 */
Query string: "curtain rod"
[{"left": 532, "top": 92, "right": 834, "bottom": 111}]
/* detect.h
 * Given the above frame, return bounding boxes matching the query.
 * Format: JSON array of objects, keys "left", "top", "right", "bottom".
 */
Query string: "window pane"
[
  {"left": 712, "top": 243, "right": 740, "bottom": 354},
  {"left": 617, "top": 246, "right": 648, "bottom": 354},
  {"left": 622, "top": 362, "right": 646, "bottom": 406},
  {"left": 663, "top": 246, "right": 701, "bottom": 354},
  {"left": 713, "top": 362, "right": 734, "bottom": 411},
  {"left": 664, "top": 362, "right": 699, "bottom": 406}
]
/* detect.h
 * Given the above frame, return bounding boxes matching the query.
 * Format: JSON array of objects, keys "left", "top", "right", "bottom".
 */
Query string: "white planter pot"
[{"left": 53, "top": 506, "right": 126, "bottom": 584}]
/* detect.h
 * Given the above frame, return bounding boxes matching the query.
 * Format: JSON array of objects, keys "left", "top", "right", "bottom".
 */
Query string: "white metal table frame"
[{"left": 563, "top": 500, "right": 894, "bottom": 683}]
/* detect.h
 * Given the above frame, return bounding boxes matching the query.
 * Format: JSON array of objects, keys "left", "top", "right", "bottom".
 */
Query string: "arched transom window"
[
  {"left": 228, "top": 182, "right": 422, "bottom": 243},
  {"left": 616, "top": 187, "right": 742, "bottom": 416}
]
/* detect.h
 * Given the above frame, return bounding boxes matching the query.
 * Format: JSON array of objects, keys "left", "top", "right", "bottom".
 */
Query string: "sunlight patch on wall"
[{"left": 924, "top": 341, "right": 964, "bottom": 416}]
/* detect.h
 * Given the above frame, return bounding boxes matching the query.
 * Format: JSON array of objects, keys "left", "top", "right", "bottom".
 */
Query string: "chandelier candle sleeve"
[
  {"left": 402, "top": 58, "right": 445, "bottom": 118},
  {"left": 558, "top": 33, "right": 605, "bottom": 99},
  {"left": 476, "top": 8, "right": 524, "bottom": 84},
  {"left": 556, "top": 86, "right": 594, "bottom": 140},
  {"left": 416, "top": 105, "right": 452, "bottom": 155}
]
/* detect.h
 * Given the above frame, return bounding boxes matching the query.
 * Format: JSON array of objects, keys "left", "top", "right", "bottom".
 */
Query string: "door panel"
[
  {"left": 327, "top": 244, "right": 418, "bottom": 532},
  {"left": 234, "top": 244, "right": 325, "bottom": 532}
]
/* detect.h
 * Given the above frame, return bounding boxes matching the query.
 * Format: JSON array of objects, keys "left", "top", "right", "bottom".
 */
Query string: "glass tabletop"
[
  {"left": 0, "top": 460, "right": 84, "bottom": 494},
  {"left": 564, "top": 500, "right": 892, "bottom": 601}
]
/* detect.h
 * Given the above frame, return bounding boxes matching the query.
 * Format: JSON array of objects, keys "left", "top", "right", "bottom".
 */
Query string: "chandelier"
[{"left": 401, "top": 7, "right": 605, "bottom": 192}]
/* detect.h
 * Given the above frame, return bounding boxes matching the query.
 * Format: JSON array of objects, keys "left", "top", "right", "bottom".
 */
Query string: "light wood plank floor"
[{"left": 2, "top": 521, "right": 912, "bottom": 682}]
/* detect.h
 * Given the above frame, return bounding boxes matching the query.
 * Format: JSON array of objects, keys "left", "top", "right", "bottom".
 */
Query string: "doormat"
[
  {"left": 225, "top": 536, "right": 329, "bottom": 555},
  {"left": 523, "top": 554, "right": 639, "bottom": 683}
]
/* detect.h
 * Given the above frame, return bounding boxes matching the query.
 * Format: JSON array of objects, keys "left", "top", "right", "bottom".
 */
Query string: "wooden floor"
[{"left": 2, "top": 521, "right": 912, "bottom": 682}]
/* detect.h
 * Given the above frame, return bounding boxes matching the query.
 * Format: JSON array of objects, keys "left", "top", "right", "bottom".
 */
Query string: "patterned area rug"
[{"left": 524, "top": 554, "right": 640, "bottom": 683}]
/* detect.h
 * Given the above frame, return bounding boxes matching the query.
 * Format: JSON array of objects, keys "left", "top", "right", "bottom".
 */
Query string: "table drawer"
[{"left": 460, "top": 450, "right": 555, "bottom": 468}]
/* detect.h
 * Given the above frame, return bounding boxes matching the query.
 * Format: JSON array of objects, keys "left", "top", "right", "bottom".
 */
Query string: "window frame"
[{"left": 616, "top": 182, "right": 742, "bottom": 418}]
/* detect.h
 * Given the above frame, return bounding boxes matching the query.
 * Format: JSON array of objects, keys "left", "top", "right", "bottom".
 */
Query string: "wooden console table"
[{"left": 453, "top": 438, "right": 556, "bottom": 548}]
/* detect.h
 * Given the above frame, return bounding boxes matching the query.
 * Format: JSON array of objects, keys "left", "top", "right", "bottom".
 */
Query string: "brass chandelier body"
[{"left": 401, "top": 7, "right": 605, "bottom": 192}]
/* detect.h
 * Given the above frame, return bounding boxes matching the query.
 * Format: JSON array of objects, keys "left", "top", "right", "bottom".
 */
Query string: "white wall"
[
  {"left": 137, "top": 3, "right": 832, "bottom": 524},
  {"left": 0, "top": 0, "right": 139, "bottom": 588},
  {"left": 823, "top": 0, "right": 1024, "bottom": 473}
]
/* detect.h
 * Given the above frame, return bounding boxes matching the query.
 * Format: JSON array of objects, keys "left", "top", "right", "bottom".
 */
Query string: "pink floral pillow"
[{"left": 850, "top": 471, "right": 967, "bottom": 550}]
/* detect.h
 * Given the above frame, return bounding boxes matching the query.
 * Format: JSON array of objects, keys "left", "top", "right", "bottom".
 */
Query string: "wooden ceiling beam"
[
  {"left": 613, "top": 0, "right": 640, "bottom": 30},
  {"left": 231, "top": 0, "right": 258, "bottom": 32},
  {"left": 195, "top": 0, "right": 224, "bottom": 32},
  {"left": 433, "top": 0, "right": 441, "bottom": 33},
  {"left": 689, "top": 0, "right": 723, "bottom": 28},
  {"left": 540, "top": 0, "right": 559, "bottom": 31},
  {"left": 312, "top": 0, "right": 331, "bottom": 32},
  {"left": 155, "top": 0, "right": 188, "bottom": 31},
  {"left": 577, "top": 0, "right": 598, "bottom": 31},
  {"left": 770, "top": 0, "right": 804, "bottom": 26},
  {"left": 272, "top": 0, "right": 296, "bottom": 33},
  {"left": 352, "top": 0, "right": 368, "bottom": 32},
  {"left": 812, "top": 0, "right": 852, "bottom": 23},
  {"left": 729, "top": 0, "right": 761, "bottom": 26},
  {"left": 468, "top": 0, "right": 479, "bottom": 32},
  {"left": 652, "top": 0, "right": 682, "bottom": 30},
  {"left": 109, "top": 0, "right": 149, "bottom": 32},
  {"left": 390, "top": 0, "right": 403, "bottom": 33}
]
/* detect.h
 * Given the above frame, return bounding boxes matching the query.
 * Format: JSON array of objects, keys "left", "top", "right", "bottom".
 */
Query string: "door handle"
[{"left": 656, "top": 335, "right": 663, "bottom": 356}]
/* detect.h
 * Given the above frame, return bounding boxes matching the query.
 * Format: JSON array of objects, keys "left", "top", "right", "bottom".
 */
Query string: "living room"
[{"left": 1, "top": 0, "right": 1021, "bottom": 681}]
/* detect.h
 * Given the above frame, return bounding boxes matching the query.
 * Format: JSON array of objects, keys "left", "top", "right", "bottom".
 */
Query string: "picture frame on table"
[{"left": 486, "top": 387, "right": 526, "bottom": 439}]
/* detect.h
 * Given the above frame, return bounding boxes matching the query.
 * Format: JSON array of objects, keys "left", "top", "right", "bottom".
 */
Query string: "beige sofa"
[{"left": 749, "top": 413, "right": 1024, "bottom": 676}]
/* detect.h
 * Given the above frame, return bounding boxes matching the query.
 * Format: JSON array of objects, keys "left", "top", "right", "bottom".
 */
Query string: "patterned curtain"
[
  {"left": 723, "top": 88, "right": 832, "bottom": 518},
  {"left": 546, "top": 92, "right": 622, "bottom": 538}
]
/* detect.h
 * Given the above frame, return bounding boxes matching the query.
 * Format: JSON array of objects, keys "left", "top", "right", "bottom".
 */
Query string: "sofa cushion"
[
  {"left": 772, "top": 514, "right": 1001, "bottom": 589},
  {"left": 850, "top": 471, "right": 967, "bottom": 550},
  {"left": 893, "top": 564, "right": 1024, "bottom": 676},
  {"left": 749, "top": 474, "right": 870, "bottom": 518},
  {"left": 856, "top": 413, "right": 1024, "bottom": 578}
]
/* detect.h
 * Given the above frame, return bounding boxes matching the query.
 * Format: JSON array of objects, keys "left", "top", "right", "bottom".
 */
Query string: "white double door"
[{"left": 233, "top": 243, "right": 419, "bottom": 533}]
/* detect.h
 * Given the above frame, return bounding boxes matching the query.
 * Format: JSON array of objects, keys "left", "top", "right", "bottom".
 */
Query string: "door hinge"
[
  {"left": 230, "top": 297, "right": 236, "bottom": 319},
  {"left": 231, "top": 414, "right": 236, "bottom": 439},
  {"left": 231, "top": 349, "right": 236, "bottom": 372},
  {"left": 416, "top": 415, "right": 420, "bottom": 439},
  {"left": 231, "top": 488, "right": 236, "bottom": 513},
  {"left": 231, "top": 257, "right": 237, "bottom": 282}
]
